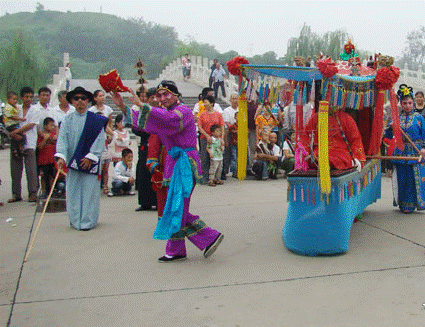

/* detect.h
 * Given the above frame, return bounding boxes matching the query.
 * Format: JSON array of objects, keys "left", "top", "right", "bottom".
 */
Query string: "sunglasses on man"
[{"left": 73, "top": 95, "right": 88, "bottom": 101}]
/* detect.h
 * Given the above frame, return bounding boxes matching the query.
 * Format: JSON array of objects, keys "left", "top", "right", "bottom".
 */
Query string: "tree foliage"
[
  {"left": 0, "top": 31, "right": 47, "bottom": 99},
  {"left": 0, "top": 11, "right": 178, "bottom": 80},
  {"left": 36, "top": 2, "right": 45, "bottom": 12},
  {"left": 402, "top": 26, "right": 425, "bottom": 69},
  {"left": 285, "top": 23, "right": 349, "bottom": 64},
  {"left": 249, "top": 51, "right": 284, "bottom": 65}
]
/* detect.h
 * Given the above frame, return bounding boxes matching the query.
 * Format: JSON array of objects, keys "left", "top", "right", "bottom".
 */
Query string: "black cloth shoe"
[
  {"left": 203, "top": 233, "right": 224, "bottom": 258},
  {"left": 135, "top": 205, "right": 152, "bottom": 212},
  {"left": 158, "top": 255, "right": 187, "bottom": 263},
  {"left": 8, "top": 197, "right": 22, "bottom": 203}
]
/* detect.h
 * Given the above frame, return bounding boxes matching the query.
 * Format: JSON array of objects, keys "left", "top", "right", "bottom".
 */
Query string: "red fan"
[{"left": 98, "top": 69, "right": 130, "bottom": 93}]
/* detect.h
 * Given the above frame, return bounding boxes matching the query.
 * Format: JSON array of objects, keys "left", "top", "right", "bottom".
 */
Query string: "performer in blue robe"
[
  {"left": 387, "top": 85, "right": 425, "bottom": 213},
  {"left": 55, "top": 87, "right": 108, "bottom": 230}
]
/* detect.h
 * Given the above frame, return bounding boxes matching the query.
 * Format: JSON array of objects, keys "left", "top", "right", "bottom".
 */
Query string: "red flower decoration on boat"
[
  {"left": 317, "top": 58, "right": 338, "bottom": 78},
  {"left": 344, "top": 40, "right": 355, "bottom": 54},
  {"left": 227, "top": 56, "right": 249, "bottom": 76},
  {"left": 375, "top": 66, "right": 400, "bottom": 90},
  {"left": 98, "top": 69, "right": 130, "bottom": 93}
]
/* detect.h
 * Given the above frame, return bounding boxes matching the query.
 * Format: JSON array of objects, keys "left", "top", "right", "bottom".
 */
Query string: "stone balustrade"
[
  {"left": 157, "top": 55, "right": 425, "bottom": 99},
  {"left": 45, "top": 54, "right": 424, "bottom": 108},
  {"left": 396, "top": 63, "right": 425, "bottom": 93},
  {"left": 157, "top": 55, "right": 239, "bottom": 104}
]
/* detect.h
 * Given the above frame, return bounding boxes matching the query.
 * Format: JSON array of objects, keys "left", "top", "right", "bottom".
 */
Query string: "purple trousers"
[{"left": 165, "top": 185, "right": 220, "bottom": 256}]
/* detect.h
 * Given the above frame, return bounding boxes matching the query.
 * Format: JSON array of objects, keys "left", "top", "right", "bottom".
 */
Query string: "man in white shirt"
[
  {"left": 52, "top": 90, "right": 75, "bottom": 126},
  {"left": 212, "top": 63, "right": 227, "bottom": 99},
  {"left": 33, "top": 86, "right": 56, "bottom": 130},
  {"left": 8, "top": 87, "right": 40, "bottom": 203},
  {"left": 221, "top": 93, "right": 238, "bottom": 179}
]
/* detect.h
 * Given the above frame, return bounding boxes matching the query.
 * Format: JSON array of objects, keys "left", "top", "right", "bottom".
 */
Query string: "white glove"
[{"left": 352, "top": 158, "right": 362, "bottom": 172}]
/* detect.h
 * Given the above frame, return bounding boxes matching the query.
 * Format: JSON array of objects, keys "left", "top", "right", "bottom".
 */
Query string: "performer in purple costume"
[{"left": 127, "top": 80, "right": 224, "bottom": 262}]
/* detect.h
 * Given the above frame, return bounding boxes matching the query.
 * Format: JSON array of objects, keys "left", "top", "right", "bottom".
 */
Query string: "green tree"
[
  {"left": 36, "top": 2, "right": 45, "bottom": 12},
  {"left": 0, "top": 31, "right": 47, "bottom": 99},
  {"left": 285, "top": 23, "right": 349, "bottom": 64},
  {"left": 176, "top": 37, "right": 203, "bottom": 58},
  {"left": 249, "top": 51, "right": 283, "bottom": 65},
  {"left": 403, "top": 26, "right": 425, "bottom": 69}
]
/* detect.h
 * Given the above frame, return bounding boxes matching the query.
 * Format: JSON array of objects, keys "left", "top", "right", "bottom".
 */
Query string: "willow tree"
[
  {"left": 285, "top": 23, "right": 350, "bottom": 65},
  {"left": 0, "top": 31, "right": 47, "bottom": 99},
  {"left": 322, "top": 29, "right": 349, "bottom": 60},
  {"left": 403, "top": 26, "right": 425, "bottom": 69},
  {"left": 175, "top": 37, "right": 203, "bottom": 58}
]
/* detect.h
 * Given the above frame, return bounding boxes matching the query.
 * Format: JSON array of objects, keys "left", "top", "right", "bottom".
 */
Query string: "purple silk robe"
[
  {"left": 142, "top": 103, "right": 203, "bottom": 183},
  {"left": 139, "top": 102, "right": 219, "bottom": 256}
]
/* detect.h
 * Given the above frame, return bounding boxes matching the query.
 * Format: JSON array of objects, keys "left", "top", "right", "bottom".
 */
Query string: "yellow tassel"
[
  {"left": 269, "top": 80, "right": 275, "bottom": 103},
  {"left": 318, "top": 101, "right": 331, "bottom": 198},
  {"left": 237, "top": 92, "right": 248, "bottom": 180},
  {"left": 275, "top": 82, "right": 280, "bottom": 104}
]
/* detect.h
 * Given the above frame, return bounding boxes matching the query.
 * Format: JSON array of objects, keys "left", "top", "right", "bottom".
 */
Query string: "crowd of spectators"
[
  {"left": 0, "top": 86, "right": 137, "bottom": 206},
  {"left": 5, "top": 70, "right": 423, "bottom": 209}
]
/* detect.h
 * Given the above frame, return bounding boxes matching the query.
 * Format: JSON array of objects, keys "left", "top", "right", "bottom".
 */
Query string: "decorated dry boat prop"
[{"left": 228, "top": 47, "right": 403, "bottom": 256}]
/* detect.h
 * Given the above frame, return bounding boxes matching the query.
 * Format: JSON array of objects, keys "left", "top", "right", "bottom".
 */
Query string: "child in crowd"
[
  {"left": 37, "top": 117, "right": 58, "bottom": 196},
  {"left": 206, "top": 124, "right": 225, "bottom": 186},
  {"left": 111, "top": 113, "right": 131, "bottom": 166},
  {"left": 185, "top": 59, "right": 191, "bottom": 80},
  {"left": 268, "top": 132, "right": 283, "bottom": 179},
  {"left": 108, "top": 148, "right": 135, "bottom": 197},
  {"left": 228, "top": 111, "right": 238, "bottom": 178},
  {"left": 281, "top": 132, "right": 295, "bottom": 176},
  {"left": 3, "top": 91, "right": 26, "bottom": 158}
]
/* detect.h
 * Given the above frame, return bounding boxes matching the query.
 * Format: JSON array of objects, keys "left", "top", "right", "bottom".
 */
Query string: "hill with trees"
[{"left": 0, "top": 9, "right": 177, "bottom": 88}]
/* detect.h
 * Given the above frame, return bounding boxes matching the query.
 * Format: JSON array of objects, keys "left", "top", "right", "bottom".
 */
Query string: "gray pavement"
[{"left": 2, "top": 139, "right": 425, "bottom": 326}]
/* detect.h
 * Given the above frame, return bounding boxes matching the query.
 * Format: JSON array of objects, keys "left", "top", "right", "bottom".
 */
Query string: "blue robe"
[
  {"left": 56, "top": 110, "right": 106, "bottom": 230},
  {"left": 388, "top": 111, "right": 425, "bottom": 212}
]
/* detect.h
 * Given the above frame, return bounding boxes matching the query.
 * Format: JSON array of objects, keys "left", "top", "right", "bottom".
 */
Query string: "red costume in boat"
[{"left": 300, "top": 110, "right": 366, "bottom": 170}]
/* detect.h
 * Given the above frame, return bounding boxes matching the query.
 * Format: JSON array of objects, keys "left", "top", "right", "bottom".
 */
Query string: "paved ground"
[{"left": 2, "top": 138, "right": 425, "bottom": 326}]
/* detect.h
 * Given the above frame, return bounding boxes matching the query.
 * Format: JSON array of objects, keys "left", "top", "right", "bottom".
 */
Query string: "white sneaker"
[
  {"left": 128, "top": 191, "right": 135, "bottom": 195},
  {"left": 107, "top": 192, "right": 114, "bottom": 197}
]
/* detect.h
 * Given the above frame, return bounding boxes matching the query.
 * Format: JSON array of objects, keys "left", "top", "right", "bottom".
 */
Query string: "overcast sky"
[{"left": 1, "top": 1, "right": 423, "bottom": 59}]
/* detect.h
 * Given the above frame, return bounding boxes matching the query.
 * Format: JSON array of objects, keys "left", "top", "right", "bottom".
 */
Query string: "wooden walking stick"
[
  {"left": 24, "top": 168, "right": 63, "bottom": 262},
  {"left": 367, "top": 155, "right": 421, "bottom": 161}
]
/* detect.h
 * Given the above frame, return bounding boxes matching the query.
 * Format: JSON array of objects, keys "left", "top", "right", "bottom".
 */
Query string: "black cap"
[{"left": 66, "top": 86, "right": 93, "bottom": 103}]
